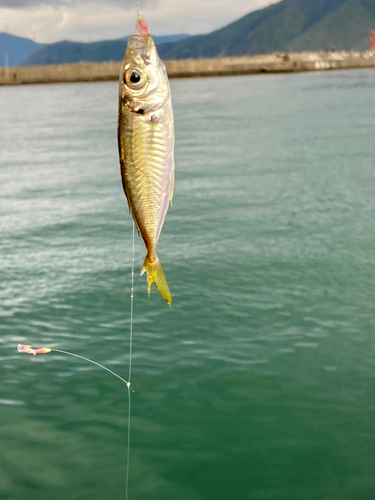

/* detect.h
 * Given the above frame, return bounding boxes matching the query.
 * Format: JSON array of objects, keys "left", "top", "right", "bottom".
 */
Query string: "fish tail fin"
[{"left": 141, "top": 253, "right": 172, "bottom": 306}]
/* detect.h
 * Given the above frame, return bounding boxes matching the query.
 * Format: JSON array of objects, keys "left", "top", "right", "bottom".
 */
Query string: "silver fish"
[{"left": 118, "top": 15, "right": 175, "bottom": 306}]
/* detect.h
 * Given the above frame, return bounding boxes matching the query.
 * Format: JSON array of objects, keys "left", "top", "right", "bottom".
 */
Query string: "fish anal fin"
[{"left": 169, "top": 169, "right": 175, "bottom": 205}]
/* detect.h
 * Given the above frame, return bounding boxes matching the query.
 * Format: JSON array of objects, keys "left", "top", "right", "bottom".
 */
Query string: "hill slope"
[
  {"left": 286, "top": 0, "right": 375, "bottom": 51},
  {"left": 23, "top": 34, "right": 190, "bottom": 66},
  {"left": 0, "top": 33, "right": 44, "bottom": 67},
  {"left": 158, "top": 0, "right": 375, "bottom": 59},
  {"left": 14, "top": 0, "right": 375, "bottom": 66}
]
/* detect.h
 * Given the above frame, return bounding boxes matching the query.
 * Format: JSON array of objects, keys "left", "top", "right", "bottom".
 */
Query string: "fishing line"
[
  {"left": 125, "top": 220, "right": 135, "bottom": 500},
  {"left": 18, "top": 223, "right": 136, "bottom": 498},
  {"left": 18, "top": 221, "right": 136, "bottom": 498},
  {"left": 51, "top": 349, "right": 131, "bottom": 386},
  {"left": 17, "top": 343, "right": 132, "bottom": 386}
]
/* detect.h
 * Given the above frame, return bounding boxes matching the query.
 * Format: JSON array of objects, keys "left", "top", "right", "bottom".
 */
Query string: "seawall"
[{"left": 0, "top": 51, "right": 374, "bottom": 86}]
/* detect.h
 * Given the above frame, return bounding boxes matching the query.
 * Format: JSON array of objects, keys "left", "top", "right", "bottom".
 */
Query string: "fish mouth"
[
  {"left": 127, "top": 34, "right": 148, "bottom": 52},
  {"left": 126, "top": 34, "right": 156, "bottom": 67},
  {"left": 124, "top": 13, "right": 157, "bottom": 67},
  {"left": 128, "top": 34, "right": 153, "bottom": 51}
]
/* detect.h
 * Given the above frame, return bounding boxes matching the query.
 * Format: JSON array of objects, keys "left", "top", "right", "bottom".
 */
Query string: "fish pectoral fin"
[{"left": 141, "top": 254, "right": 172, "bottom": 306}]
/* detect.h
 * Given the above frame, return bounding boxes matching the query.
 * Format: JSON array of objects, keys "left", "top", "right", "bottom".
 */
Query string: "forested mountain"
[
  {"left": 23, "top": 34, "right": 190, "bottom": 66},
  {"left": 157, "top": 0, "right": 375, "bottom": 59},
  {"left": 0, "top": 33, "right": 43, "bottom": 67},
  {"left": 5, "top": 0, "right": 375, "bottom": 67}
]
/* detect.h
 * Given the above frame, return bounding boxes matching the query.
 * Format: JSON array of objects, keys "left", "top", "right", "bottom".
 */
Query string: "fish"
[{"left": 118, "top": 14, "right": 175, "bottom": 306}]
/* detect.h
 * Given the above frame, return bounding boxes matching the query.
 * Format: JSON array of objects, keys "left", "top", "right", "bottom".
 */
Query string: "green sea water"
[{"left": 1, "top": 69, "right": 375, "bottom": 500}]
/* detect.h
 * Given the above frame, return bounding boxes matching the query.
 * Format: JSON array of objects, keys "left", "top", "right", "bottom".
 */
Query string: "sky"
[{"left": 0, "top": 0, "right": 275, "bottom": 43}]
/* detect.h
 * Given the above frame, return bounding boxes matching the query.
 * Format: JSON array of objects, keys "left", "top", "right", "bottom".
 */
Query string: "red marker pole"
[{"left": 371, "top": 31, "right": 375, "bottom": 52}]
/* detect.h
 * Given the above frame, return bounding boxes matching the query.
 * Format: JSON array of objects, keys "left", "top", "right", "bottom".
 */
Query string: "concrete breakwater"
[{"left": 1, "top": 51, "right": 374, "bottom": 86}]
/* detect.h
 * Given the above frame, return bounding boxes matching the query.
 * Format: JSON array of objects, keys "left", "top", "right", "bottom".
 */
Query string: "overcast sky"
[{"left": 0, "top": 0, "right": 275, "bottom": 43}]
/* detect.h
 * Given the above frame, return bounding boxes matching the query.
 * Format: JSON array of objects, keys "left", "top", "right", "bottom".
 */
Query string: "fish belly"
[{"left": 120, "top": 107, "right": 174, "bottom": 254}]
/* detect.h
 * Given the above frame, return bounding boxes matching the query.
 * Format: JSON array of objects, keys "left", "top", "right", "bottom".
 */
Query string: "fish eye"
[
  {"left": 125, "top": 68, "right": 145, "bottom": 89},
  {"left": 130, "top": 71, "right": 140, "bottom": 83}
]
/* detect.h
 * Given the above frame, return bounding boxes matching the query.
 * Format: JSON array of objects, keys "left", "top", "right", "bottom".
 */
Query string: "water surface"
[{"left": 1, "top": 69, "right": 375, "bottom": 499}]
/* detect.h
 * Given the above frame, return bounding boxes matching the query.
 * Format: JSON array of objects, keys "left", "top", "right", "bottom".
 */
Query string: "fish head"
[{"left": 119, "top": 16, "right": 170, "bottom": 114}]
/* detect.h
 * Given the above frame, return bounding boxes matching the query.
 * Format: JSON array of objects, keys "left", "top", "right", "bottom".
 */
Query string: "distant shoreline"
[{"left": 1, "top": 51, "right": 374, "bottom": 86}]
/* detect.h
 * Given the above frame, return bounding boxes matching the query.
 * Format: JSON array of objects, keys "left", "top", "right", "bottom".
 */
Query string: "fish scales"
[{"left": 125, "top": 119, "right": 170, "bottom": 242}]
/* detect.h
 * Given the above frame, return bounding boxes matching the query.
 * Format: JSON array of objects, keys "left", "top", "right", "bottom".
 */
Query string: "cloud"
[
  {"left": 0, "top": 0, "right": 143, "bottom": 6},
  {"left": 0, "top": 0, "right": 274, "bottom": 43}
]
